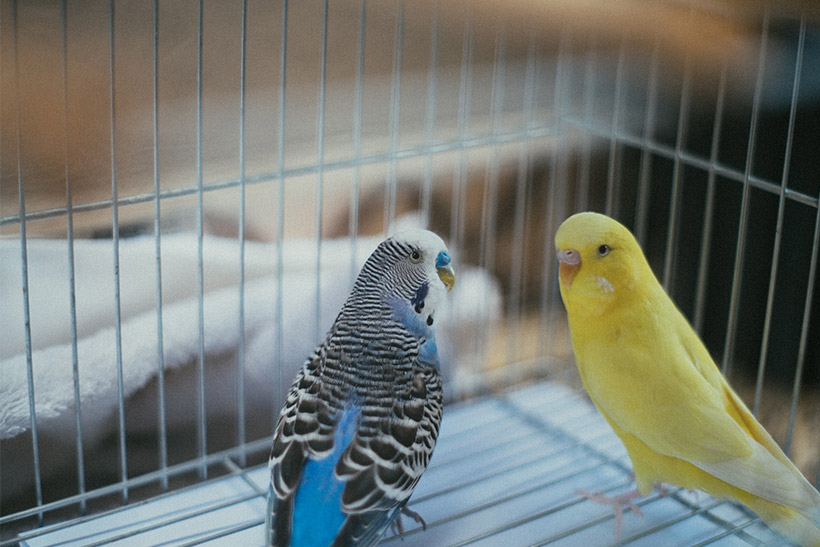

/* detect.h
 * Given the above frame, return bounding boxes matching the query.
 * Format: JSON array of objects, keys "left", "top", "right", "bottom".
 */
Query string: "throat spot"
[{"left": 411, "top": 282, "right": 429, "bottom": 314}]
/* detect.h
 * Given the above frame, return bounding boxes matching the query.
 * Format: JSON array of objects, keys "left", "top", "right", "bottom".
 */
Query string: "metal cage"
[{"left": 1, "top": 0, "right": 818, "bottom": 545}]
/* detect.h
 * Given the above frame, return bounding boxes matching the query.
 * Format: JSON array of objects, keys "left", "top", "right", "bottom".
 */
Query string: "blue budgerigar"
[{"left": 266, "top": 229, "right": 455, "bottom": 546}]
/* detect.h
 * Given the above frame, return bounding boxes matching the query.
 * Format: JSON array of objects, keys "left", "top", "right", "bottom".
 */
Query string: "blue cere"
[{"left": 436, "top": 251, "right": 451, "bottom": 268}]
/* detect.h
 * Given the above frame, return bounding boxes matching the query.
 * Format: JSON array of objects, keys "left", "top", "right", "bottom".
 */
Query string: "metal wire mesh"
[{"left": 1, "top": 0, "right": 819, "bottom": 545}]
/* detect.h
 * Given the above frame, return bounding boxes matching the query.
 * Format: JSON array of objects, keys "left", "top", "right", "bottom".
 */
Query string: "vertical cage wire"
[
  {"left": 540, "top": 31, "right": 570, "bottom": 364},
  {"left": 573, "top": 41, "right": 597, "bottom": 213},
  {"left": 385, "top": 0, "right": 404, "bottom": 236},
  {"left": 785, "top": 17, "right": 819, "bottom": 456},
  {"left": 793, "top": 200, "right": 820, "bottom": 480},
  {"left": 451, "top": 12, "right": 473, "bottom": 250},
  {"left": 348, "top": 0, "right": 366, "bottom": 283},
  {"left": 11, "top": 0, "right": 45, "bottom": 524},
  {"left": 61, "top": 0, "right": 87, "bottom": 515},
  {"left": 506, "top": 30, "right": 537, "bottom": 365},
  {"left": 421, "top": 2, "right": 440, "bottom": 229},
  {"left": 535, "top": 33, "right": 554, "bottom": 363},
  {"left": 107, "top": 0, "right": 130, "bottom": 504},
  {"left": 473, "top": 24, "right": 505, "bottom": 374},
  {"left": 273, "top": 0, "right": 289, "bottom": 423},
  {"left": 604, "top": 43, "right": 627, "bottom": 218},
  {"left": 150, "top": 0, "right": 169, "bottom": 493},
  {"left": 720, "top": 9, "right": 770, "bottom": 381},
  {"left": 632, "top": 42, "right": 660, "bottom": 247},
  {"left": 235, "top": 0, "right": 249, "bottom": 468},
  {"left": 480, "top": 23, "right": 506, "bottom": 280},
  {"left": 314, "top": 0, "right": 329, "bottom": 343},
  {"left": 753, "top": 13, "right": 805, "bottom": 419},
  {"left": 692, "top": 57, "right": 728, "bottom": 336},
  {"left": 660, "top": 55, "right": 692, "bottom": 294},
  {"left": 194, "top": 0, "right": 208, "bottom": 481}
]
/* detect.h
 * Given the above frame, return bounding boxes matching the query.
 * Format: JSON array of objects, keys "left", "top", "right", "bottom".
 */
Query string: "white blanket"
[{"left": 0, "top": 228, "right": 501, "bottom": 500}]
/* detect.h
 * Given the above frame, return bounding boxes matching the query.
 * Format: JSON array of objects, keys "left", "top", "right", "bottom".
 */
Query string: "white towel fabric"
[{"left": 0, "top": 225, "right": 501, "bottom": 501}]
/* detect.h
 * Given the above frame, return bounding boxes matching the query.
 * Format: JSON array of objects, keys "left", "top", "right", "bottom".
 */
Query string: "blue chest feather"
[
  {"left": 390, "top": 302, "right": 439, "bottom": 368},
  {"left": 417, "top": 336, "right": 439, "bottom": 368},
  {"left": 291, "top": 405, "right": 360, "bottom": 547},
  {"left": 392, "top": 303, "right": 430, "bottom": 338}
]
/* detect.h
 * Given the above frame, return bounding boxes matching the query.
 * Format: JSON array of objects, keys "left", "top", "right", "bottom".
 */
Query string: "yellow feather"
[{"left": 555, "top": 211, "right": 820, "bottom": 546}]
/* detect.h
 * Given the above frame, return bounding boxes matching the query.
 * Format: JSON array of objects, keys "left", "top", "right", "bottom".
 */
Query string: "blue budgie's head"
[{"left": 352, "top": 229, "right": 455, "bottom": 332}]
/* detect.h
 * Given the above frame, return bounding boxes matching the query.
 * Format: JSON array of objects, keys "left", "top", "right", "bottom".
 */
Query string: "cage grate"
[{"left": 12, "top": 382, "right": 785, "bottom": 547}]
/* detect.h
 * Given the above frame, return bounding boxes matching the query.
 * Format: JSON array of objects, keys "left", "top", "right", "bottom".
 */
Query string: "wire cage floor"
[
  {"left": 15, "top": 381, "right": 787, "bottom": 547},
  {"left": 2, "top": 0, "right": 820, "bottom": 546}
]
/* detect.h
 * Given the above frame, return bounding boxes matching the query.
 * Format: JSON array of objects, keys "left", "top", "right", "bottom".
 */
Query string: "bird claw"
[
  {"left": 402, "top": 506, "right": 427, "bottom": 531},
  {"left": 577, "top": 487, "right": 643, "bottom": 538},
  {"left": 390, "top": 506, "right": 427, "bottom": 536}
]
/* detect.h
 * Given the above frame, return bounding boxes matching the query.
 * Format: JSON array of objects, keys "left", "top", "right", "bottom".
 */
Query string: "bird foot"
[
  {"left": 390, "top": 506, "right": 427, "bottom": 536},
  {"left": 577, "top": 487, "right": 644, "bottom": 538}
]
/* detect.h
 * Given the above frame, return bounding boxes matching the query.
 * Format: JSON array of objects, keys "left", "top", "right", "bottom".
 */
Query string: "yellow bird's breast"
[
  {"left": 573, "top": 324, "right": 658, "bottom": 421},
  {"left": 569, "top": 300, "right": 664, "bottom": 396},
  {"left": 567, "top": 289, "right": 755, "bottom": 464},
  {"left": 567, "top": 294, "right": 714, "bottom": 446}
]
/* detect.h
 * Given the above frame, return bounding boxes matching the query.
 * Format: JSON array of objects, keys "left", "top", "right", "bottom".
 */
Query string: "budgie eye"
[
  {"left": 597, "top": 244, "right": 611, "bottom": 257},
  {"left": 409, "top": 250, "right": 422, "bottom": 263}
]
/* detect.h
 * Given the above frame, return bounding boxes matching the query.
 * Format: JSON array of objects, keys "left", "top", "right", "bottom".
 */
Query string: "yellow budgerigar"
[{"left": 555, "top": 211, "right": 820, "bottom": 545}]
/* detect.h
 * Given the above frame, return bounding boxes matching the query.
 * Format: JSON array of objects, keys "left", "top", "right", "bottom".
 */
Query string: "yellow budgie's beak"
[
  {"left": 437, "top": 263, "right": 455, "bottom": 293},
  {"left": 557, "top": 248, "right": 581, "bottom": 288},
  {"left": 436, "top": 250, "right": 455, "bottom": 293}
]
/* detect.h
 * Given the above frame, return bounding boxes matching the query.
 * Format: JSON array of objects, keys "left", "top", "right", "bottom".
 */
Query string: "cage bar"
[
  {"left": 753, "top": 13, "right": 806, "bottom": 420},
  {"left": 632, "top": 42, "right": 660, "bottom": 248},
  {"left": 349, "top": 0, "right": 367, "bottom": 281},
  {"left": 692, "top": 57, "right": 728, "bottom": 336},
  {"left": 661, "top": 55, "right": 692, "bottom": 293},
  {"left": 273, "top": 0, "right": 289, "bottom": 421},
  {"left": 12, "top": 0, "right": 44, "bottom": 524},
  {"left": 61, "top": 0, "right": 87, "bottom": 515},
  {"left": 720, "top": 9, "right": 770, "bottom": 381},
  {"left": 150, "top": 0, "right": 169, "bottom": 493},
  {"left": 106, "top": 0, "right": 130, "bottom": 504},
  {"left": 235, "top": 0, "right": 249, "bottom": 468},
  {"left": 421, "top": 2, "right": 440, "bottom": 228},
  {"left": 194, "top": 0, "right": 208, "bottom": 480}
]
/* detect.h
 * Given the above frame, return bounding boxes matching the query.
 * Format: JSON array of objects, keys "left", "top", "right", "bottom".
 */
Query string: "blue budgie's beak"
[{"left": 435, "top": 251, "right": 455, "bottom": 293}]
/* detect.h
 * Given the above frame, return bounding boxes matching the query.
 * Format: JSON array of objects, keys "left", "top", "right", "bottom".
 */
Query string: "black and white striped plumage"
[{"left": 266, "top": 229, "right": 454, "bottom": 547}]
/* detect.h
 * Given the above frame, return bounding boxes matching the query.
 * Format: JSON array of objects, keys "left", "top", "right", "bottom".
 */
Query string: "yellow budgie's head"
[{"left": 554, "top": 212, "right": 655, "bottom": 315}]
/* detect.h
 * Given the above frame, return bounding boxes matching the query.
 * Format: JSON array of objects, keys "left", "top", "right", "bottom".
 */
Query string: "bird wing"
[
  {"left": 268, "top": 349, "right": 443, "bottom": 546},
  {"left": 679, "top": 329, "right": 820, "bottom": 513},
  {"left": 331, "top": 503, "right": 405, "bottom": 547},
  {"left": 334, "top": 363, "right": 443, "bottom": 543},
  {"left": 268, "top": 352, "right": 337, "bottom": 546},
  {"left": 601, "top": 316, "right": 820, "bottom": 513},
  {"left": 692, "top": 371, "right": 820, "bottom": 513}
]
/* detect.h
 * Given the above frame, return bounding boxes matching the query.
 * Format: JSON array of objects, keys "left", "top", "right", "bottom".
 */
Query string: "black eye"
[
  {"left": 597, "top": 244, "right": 611, "bottom": 257},
  {"left": 410, "top": 250, "right": 422, "bottom": 263}
]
